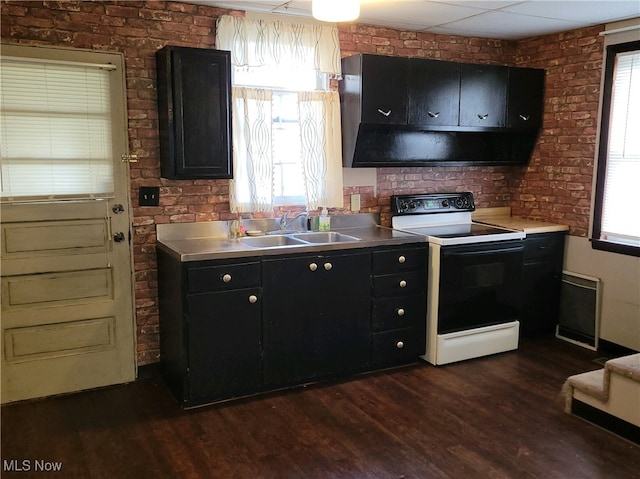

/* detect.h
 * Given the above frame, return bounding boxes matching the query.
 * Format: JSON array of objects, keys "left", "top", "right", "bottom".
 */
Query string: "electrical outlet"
[
  {"left": 139, "top": 186, "right": 159, "bottom": 207},
  {"left": 350, "top": 194, "right": 361, "bottom": 212}
]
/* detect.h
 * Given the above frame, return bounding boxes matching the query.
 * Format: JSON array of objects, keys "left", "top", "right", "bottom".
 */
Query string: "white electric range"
[{"left": 391, "top": 192, "right": 525, "bottom": 365}]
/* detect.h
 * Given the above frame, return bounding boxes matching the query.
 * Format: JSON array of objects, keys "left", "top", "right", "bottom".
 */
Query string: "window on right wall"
[{"left": 591, "top": 39, "right": 640, "bottom": 257}]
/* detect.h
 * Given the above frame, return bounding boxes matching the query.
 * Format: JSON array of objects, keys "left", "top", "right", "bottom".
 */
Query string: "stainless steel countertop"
[{"left": 157, "top": 217, "right": 426, "bottom": 262}]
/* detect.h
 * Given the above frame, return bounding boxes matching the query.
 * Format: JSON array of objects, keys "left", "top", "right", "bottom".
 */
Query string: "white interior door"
[{"left": 0, "top": 44, "right": 136, "bottom": 403}]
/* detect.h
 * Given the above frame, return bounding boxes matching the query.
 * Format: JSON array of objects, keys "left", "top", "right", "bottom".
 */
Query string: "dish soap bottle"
[{"left": 319, "top": 207, "right": 331, "bottom": 231}]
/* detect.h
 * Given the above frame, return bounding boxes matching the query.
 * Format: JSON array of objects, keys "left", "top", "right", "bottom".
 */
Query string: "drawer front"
[
  {"left": 373, "top": 270, "right": 427, "bottom": 297},
  {"left": 524, "top": 233, "right": 565, "bottom": 260},
  {"left": 372, "top": 294, "right": 426, "bottom": 332},
  {"left": 187, "top": 262, "right": 261, "bottom": 293},
  {"left": 373, "top": 247, "right": 427, "bottom": 274},
  {"left": 371, "top": 327, "right": 425, "bottom": 366}
]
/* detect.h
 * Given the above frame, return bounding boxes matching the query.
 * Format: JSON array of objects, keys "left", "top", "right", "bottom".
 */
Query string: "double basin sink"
[{"left": 240, "top": 231, "right": 360, "bottom": 249}]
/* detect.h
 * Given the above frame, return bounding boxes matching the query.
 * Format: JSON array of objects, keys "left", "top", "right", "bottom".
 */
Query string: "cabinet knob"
[
  {"left": 377, "top": 108, "right": 391, "bottom": 117},
  {"left": 427, "top": 111, "right": 440, "bottom": 118},
  {"left": 478, "top": 113, "right": 489, "bottom": 120},
  {"left": 222, "top": 273, "right": 232, "bottom": 283},
  {"left": 324, "top": 262, "right": 332, "bottom": 271},
  {"left": 309, "top": 263, "right": 318, "bottom": 272},
  {"left": 248, "top": 295, "right": 258, "bottom": 304},
  {"left": 396, "top": 341, "right": 404, "bottom": 349},
  {"left": 399, "top": 280, "right": 407, "bottom": 288},
  {"left": 398, "top": 255, "right": 406, "bottom": 264},
  {"left": 397, "top": 308, "right": 405, "bottom": 316}
]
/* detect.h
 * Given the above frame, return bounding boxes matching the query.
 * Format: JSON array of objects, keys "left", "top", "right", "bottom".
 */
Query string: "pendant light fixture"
[{"left": 312, "top": 0, "right": 360, "bottom": 23}]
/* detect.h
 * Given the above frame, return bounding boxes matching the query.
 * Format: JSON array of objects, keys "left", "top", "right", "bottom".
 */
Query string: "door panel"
[{"left": 0, "top": 45, "right": 136, "bottom": 403}]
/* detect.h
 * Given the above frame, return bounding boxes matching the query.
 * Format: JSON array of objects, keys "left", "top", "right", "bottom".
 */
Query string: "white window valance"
[{"left": 216, "top": 15, "right": 341, "bottom": 77}]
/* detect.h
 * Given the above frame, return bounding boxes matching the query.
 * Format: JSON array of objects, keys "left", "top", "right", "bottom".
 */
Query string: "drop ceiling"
[{"left": 198, "top": 0, "right": 640, "bottom": 40}]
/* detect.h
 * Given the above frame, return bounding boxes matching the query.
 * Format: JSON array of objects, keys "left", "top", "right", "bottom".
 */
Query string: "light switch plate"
[{"left": 350, "top": 194, "right": 361, "bottom": 212}]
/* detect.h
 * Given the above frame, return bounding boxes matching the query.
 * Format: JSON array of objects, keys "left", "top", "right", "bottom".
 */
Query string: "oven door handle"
[{"left": 443, "top": 245, "right": 523, "bottom": 258}]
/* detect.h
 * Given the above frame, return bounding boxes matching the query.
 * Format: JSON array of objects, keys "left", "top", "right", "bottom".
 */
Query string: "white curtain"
[
  {"left": 298, "top": 90, "right": 343, "bottom": 210},
  {"left": 216, "top": 15, "right": 344, "bottom": 213},
  {"left": 230, "top": 87, "right": 274, "bottom": 212}
]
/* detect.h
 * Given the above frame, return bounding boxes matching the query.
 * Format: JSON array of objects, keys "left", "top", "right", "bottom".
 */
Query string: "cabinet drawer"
[
  {"left": 372, "top": 294, "right": 426, "bottom": 332},
  {"left": 524, "top": 233, "right": 565, "bottom": 260},
  {"left": 187, "top": 262, "right": 260, "bottom": 293},
  {"left": 373, "top": 270, "right": 427, "bottom": 297},
  {"left": 371, "top": 327, "right": 425, "bottom": 366},
  {"left": 373, "top": 247, "right": 427, "bottom": 274}
]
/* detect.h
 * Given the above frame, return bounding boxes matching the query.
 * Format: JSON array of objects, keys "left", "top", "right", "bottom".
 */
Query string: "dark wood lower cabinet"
[
  {"left": 158, "top": 243, "right": 428, "bottom": 407},
  {"left": 262, "top": 251, "right": 371, "bottom": 387},
  {"left": 521, "top": 232, "right": 566, "bottom": 336},
  {"left": 186, "top": 288, "right": 262, "bottom": 402}
]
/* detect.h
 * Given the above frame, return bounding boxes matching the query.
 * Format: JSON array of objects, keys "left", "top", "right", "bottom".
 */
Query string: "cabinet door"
[
  {"left": 157, "top": 46, "right": 232, "bottom": 179},
  {"left": 262, "top": 251, "right": 371, "bottom": 386},
  {"left": 521, "top": 233, "right": 565, "bottom": 336},
  {"left": 408, "top": 59, "right": 460, "bottom": 127},
  {"left": 507, "top": 67, "right": 545, "bottom": 129},
  {"left": 187, "top": 288, "right": 262, "bottom": 402},
  {"left": 521, "top": 261, "right": 562, "bottom": 336},
  {"left": 459, "top": 64, "right": 508, "bottom": 128},
  {"left": 361, "top": 55, "right": 408, "bottom": 125}
]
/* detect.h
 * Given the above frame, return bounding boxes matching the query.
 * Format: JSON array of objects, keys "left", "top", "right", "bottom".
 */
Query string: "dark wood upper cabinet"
[
  {"left": 351, "top": 54, "right": 409, "bottom": 125},
  {"left": 408, "top": 59, "right": 460, "bottom": 127},
  {"left": 340, "top": 53, "right": 544, "bottom": 167},
  {"left": 156, "top": 46, "right": 232, "bottom": 179},
  {"left": 459, "top": 63, "right": 508, "bottom": 128},
  {"left": 507, "top": 67, "right": 545, "bottom": 129}
]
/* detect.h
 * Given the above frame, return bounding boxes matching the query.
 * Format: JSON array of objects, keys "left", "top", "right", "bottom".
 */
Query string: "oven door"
[{"left": 437, "top": 240, "right": 524, "bottom": 334}]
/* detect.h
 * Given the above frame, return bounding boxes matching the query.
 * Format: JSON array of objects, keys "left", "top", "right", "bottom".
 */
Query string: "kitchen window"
[
  {"left": 216, "top": 15, "right": 344, "bottom": 213},
  {"left": 591, "top": 39, "right": 640, "bottom": 257}
]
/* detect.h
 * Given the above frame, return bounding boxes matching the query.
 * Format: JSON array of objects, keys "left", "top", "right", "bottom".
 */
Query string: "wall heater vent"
[{"left": 556, "top": 271, "right": 601, "bottom": 351}]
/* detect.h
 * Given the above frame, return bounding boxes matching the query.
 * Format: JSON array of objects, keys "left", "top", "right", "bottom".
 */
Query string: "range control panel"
[{"left": 390, "top": 192, "right": 475, "bottom": 215}]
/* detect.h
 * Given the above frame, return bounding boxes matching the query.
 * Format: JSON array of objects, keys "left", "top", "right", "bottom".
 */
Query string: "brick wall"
[
  {"left": 1, "top": 1, "right": 603, "bottom": 365},
  {"left": 513, "top": 27, "right": 603, "bottom": 237}
]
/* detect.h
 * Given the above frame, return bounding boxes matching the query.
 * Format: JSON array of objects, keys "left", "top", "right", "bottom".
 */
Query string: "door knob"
[
  {"left": 113, "top": 232, "right": 126, "bottom": 242},
  {"left": 112, "top": 204, "right": 125, "bottom": 214}
]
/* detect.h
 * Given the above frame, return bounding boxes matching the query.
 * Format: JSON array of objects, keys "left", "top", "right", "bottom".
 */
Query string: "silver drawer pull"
[
  {"left": 397, "top": 308, "right": 405, "bottom": 316},
  {"left": 399, "top": 280, "right": 407, "bottom": 288},
  {"left": 519, "top": 114, "right": 530, "bottom": 121},
  {"left": 248, "top": 295, "right": 258, "bottom": 304},
  {"left": 398, "top": 255, "right": 406, "bottom": 264},
  {"left": 377, "top": 109, "right": 391, "bottom": 117},
  {"left": 396, "top": 341, "right": 404, "bottom": 349},
  {"left": 222, "top": 274, "right": 232, "bottom": 283},
  {"left": 478, "top": 113, "right": 489, "bottom": 120},
  {"left": 427, "top": 111, "right": 440, "bottom": 118},
  {"left": 324, "top": 262, "right": 333, "bottom": 271},
  {"left": 309, "top": 263, "right": 318, "bottom": 271}
]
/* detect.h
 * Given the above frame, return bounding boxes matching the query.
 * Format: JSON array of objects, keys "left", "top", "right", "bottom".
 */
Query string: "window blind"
[
  {"left": 600, "top": 51, "right": 640, "bottom": 246},
  {"left": 0, "top": 58, "right": 115, "bottom": 202}
]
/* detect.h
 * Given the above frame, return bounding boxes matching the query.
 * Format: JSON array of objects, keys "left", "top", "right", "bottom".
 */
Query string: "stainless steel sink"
[
  {"left": 291, "top": 232, "right": 361, "bottom": 243},
  {"left": 240, "top": 235, "right": 307, "bottom": 248}
]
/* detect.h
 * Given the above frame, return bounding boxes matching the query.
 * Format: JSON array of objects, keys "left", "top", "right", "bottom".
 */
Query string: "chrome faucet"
[{"left": 280, "top": 210, "right": 308, "bottom": 232}]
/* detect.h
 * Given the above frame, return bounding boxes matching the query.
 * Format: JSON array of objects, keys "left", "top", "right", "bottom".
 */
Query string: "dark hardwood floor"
[{"left": 2, "top": 337, "right": 639, "bottom": 478}]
